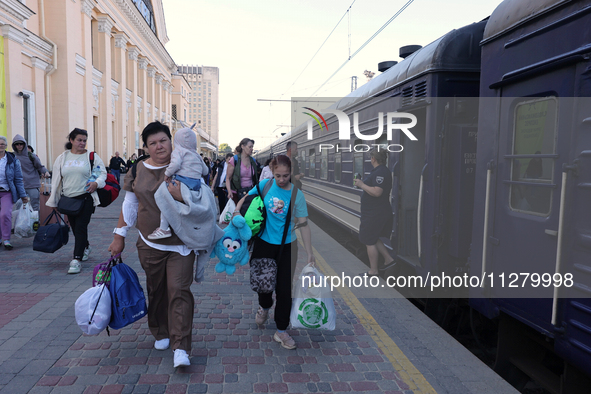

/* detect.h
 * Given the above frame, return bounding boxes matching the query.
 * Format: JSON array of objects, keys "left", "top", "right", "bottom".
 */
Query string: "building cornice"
[
  {"left": 114, "top": 33, "right": 128, "bottom": 49},
  {"left": 24, "top": 30, "right": 53, "bottom": 59},
  {"left": 92, "top": 67, "right": 103, "bottom": 87},
  {"left": 0, "top": 24, "right": 28, "bottom": 45},
  {"left": 138, "top": 57, "right": 148, "bottom": 70},
  {"left": 97, "top": 15, "right": 115, "bottom": 37},
  {"left": 81, "top": 0, "right": 97, "bottom": 18},
  {"left": 0, "top": 0, "right": 35, "bottom": 26},
  {"left": 113, "top": 0, "right": 175, "bottom": 71},
  {"left": 75, "top": 54, "right": 86, "bottom": 76},
  {"left": 127, "top": 46, "right": 140, "bottom": 61},
  {"left": 30, "top": 57, "right": 50, "bottom": 72},
  {"left": 111, "top": 79, "right": 119, "bottom": 96}
]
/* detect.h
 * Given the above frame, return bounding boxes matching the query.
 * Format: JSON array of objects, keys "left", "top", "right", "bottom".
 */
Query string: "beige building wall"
[
  {"left": 171, "top": 73, "right": 190, "bottom": 124},
  {"left": 178, "top": 65, "right": 219, "bottom": 158},
  {"left": 0, "top": 0, "right": 179, "bottom": 170},
  {"left": 0, "top": 1, "right": 52, "bottom": 166}
]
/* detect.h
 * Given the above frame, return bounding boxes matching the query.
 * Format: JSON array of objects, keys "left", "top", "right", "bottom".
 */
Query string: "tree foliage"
[{"left": 219, "top": 143, "right": 232, "bottom": 153}]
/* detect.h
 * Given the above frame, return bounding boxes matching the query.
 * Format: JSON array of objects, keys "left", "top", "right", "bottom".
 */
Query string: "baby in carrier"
[{"left": 148, "top": 126, "right": 209, "bottom": 240}]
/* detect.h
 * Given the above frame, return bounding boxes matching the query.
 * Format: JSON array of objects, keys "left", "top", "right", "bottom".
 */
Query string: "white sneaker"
[
  {"left": 82, "top": 246, "right": 92, "bottom": 261},
  {"left": 68, "top": 259, "right": 81, "bottom": 274},
  {"left": 154, "top": 338, "right": 170, "bottom": 350},
  {"left": 173, "top": 349, "right": 190, "bottom": 368},
  {"left": 148, "top": 227, "right": 172, "bottom": 240}
]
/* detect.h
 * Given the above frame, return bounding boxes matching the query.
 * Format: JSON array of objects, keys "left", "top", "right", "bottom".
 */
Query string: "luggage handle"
[
  {"left": 41, "top": 210, "right": 67, "bottom": 226},
  {"left": 90, "top": 253, "right": 122, "bottom": 328},
  {"left": 300, "top": 263, "right": 321, "bottom": 277},
  {"left": 298, "top": 264, "right": 325, "bottom": 296},
  {"left": 95, "top": 253, "right": 122, "bottom": 286}
]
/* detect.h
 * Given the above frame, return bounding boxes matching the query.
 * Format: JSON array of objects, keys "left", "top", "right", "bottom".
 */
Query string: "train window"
[
  {"left": 308, "top": 148, "right": 315, "bottom": 178},
  {"left": 300, "top": 150, "right": 305, "bottom": 171},
  {"left": 320, "top": 148, "right": 328, "bottom": 180},
  {"left": 353, "top": 139, "right": 364, "bottom": 180},
  {"left": 334, "top": 144, "right": 342, "bottom": 183},
  {"left": 509, "top": 97, "right": 557, "bottom": 216}
]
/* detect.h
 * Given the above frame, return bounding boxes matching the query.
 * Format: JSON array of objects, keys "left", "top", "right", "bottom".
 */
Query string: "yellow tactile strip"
[{"left": 298, "top": 236, "right": 437, "bottom": 394}]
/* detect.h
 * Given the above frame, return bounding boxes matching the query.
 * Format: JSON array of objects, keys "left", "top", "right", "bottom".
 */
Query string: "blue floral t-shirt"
[{"left": 248, "top": 179, "right": 308, "bottom": 245}]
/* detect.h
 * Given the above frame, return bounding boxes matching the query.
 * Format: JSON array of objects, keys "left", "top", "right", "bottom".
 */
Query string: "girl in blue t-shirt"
[{"left": 234, "top": 154, "right": 314, "bottom": 350}]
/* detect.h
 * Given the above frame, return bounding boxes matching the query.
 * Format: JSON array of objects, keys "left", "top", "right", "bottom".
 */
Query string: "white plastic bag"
[
  {"left": 14, "top": 203, "right": 37, "bottom": 238},
  {"left": 290, "top": 264, "right": 336, "bottom": 331},
  {"left": 219, "top": 198, "right": 236, "bottom": 224},
  {"left": 11, "top": 200, "right": 22, "bottom": 230},
  {"left": 75, "top": 284, "right": 111, "bottom": 335}
]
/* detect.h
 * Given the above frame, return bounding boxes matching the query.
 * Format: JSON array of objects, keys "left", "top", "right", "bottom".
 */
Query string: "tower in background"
[{"left": 177, "top": 65, "right": 219, "bottom": 157}]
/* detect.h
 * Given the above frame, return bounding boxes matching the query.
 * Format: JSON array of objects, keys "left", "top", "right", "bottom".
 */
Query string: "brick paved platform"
[{"left": 0, "top": 175, "right": 517, "bottom": 393}]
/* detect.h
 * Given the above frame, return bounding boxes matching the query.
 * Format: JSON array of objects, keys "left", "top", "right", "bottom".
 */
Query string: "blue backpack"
[{"left": 108, "top": 262, "right": 147, "bottom": 330}]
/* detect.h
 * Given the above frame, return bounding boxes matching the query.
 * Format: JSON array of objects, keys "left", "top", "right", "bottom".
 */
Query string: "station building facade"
[
  {"left": 0, "top": 0, "right": 191, "bottom": 169},
  {"left": 177, "top": 65, "right": 219, "bottom": 158}
]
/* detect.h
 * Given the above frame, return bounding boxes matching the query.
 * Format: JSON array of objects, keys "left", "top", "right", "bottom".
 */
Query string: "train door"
[
  {"left": 489, "top": 65, "right": 576, "bottom": 332},
  {"left": 396, "top": 108, "right": 426, "bottom": 268}
]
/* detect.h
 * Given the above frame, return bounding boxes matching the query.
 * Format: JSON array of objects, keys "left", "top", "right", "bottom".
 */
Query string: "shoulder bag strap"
[
  {"left": 276, "top": 185, "right": 298, "bottom": 261},
  {"left": 131, "top": 155, "right": 150, "bottom": 178},
  {"left": 254, "top": 180, "right": 274, "bottom": 239},
  {"left": 251, "top": 157, "right": 258, "bottom": 184}
]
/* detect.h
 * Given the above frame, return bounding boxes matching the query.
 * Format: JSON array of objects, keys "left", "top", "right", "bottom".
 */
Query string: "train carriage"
[
  {"left": 470, "top": 0, "right": 591, "bottom": 391},
  {"left": 260, "top": 20, "right": 487, "bottom": 293},
  {"left": 253, "top": 0, "right": 591, "bottom": 390}
]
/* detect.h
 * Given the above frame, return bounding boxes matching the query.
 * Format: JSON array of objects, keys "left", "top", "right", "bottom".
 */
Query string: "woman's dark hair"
[
  {"left": 225, "top": 152, "right": 234, "bottom": 159},
  {"left": 65, "top": 128, "right": 88, "bottom": 150},
  {"left": 264, "top": 157, "right": 273, "bottom": 166},
  {"left": 235, "top": 138, "right": 255, "bottom": 154},
  {"left": 270, "top": 154, "right": 291, "bottom": 172},
  {"left": 141, "top": 121, "right": 171, "bottom": 147},
  {"left": 370, "top": 148, "right": 387, "bottom": 165},
  {"left": 28, "top": 145, "right": 34, "bottom": 153}
]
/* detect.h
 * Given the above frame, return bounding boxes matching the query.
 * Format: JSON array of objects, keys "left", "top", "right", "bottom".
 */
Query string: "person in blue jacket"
[{"left": 0, "top": 136, "right": 29, "bottom": 249}]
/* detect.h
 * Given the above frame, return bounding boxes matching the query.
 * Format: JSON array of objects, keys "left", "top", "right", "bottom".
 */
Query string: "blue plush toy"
[{"left": 211, "top": 216, "right": 252, "bottom": 275}]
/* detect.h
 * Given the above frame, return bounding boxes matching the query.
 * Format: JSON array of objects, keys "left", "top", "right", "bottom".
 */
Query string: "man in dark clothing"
[
  {"left": 109, "top": 151, "right": 126, "bottom": 183},
  {"left": 286, "top": 141, "right": 303, "bottom": 190},
  {"left": 210, "top": 153, "right": 233, "bottom": 214}
]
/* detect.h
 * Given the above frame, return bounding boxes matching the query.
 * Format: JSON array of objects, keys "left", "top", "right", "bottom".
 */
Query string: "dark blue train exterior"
[
  {"left": 254, "top": 0, "right": 591, "bottom": 390},
  {"left": 469, "top": 0, "right": 591, "bottom": 386}
]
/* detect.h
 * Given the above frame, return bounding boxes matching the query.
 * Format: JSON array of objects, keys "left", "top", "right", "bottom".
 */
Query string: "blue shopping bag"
[{"left": 108, "top": 260, "right": 147, "bottom": 330}]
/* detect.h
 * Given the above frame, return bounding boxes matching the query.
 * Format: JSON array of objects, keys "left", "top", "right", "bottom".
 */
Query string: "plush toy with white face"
[{"left": 211, "top": 215, "right": 252, "bottom": 275}]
